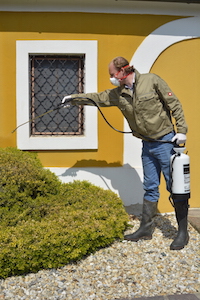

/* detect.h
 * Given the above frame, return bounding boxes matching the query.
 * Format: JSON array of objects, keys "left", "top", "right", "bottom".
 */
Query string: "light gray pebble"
[{"left": 0, "top": 214, "right": 199, "bottom": 299}]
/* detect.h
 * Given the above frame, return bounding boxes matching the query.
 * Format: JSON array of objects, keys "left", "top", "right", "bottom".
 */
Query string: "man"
[{"left": 62, "top": 56, "right": 189, "bottom": 250}]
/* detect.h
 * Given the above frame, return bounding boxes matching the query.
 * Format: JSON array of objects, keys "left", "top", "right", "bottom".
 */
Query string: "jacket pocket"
[
  {"left": 137, "top": 92, "right": 155, "bottom": 102},
  {"left": 137, "top": 92, "right": 160, "bottom": 118},
  {"left": 136, "top": 92, "right": 168, "bottom": 134}
]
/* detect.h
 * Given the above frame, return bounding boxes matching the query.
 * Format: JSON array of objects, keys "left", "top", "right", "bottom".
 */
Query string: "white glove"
[
  {"left": 61, "top": 95, "right": 72, "bottom": 107},
  {"left": 171, "top": 133, "right": 186, "bottom": 145}
]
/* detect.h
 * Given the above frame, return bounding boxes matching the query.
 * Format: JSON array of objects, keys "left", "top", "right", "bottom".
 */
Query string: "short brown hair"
[{"left": 112, "top": 56, "right": 134, "bottom": 74}]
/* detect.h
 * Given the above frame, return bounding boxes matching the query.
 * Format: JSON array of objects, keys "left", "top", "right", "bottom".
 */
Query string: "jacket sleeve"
[
  {"left": 70, "top": 88, "right": 120, "bottom": 107},
  {"left": 154, "top": 75, "right": 188, "bottom": 134}
]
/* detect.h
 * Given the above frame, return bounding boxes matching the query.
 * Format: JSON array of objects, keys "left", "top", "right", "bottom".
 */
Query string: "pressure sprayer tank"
[{"left": 170, "top": 147, "right": 190, "bottom": 201}]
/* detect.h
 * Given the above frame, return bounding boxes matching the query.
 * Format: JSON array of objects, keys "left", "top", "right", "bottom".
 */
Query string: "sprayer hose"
[
  {"left": 70, "top": 97, "right": 175, "bottom": 144},
  {"left": 12, "top": 96, "right": 174, "bottom": 145}
]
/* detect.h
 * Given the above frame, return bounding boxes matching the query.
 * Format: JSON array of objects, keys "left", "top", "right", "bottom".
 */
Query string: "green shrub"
[
  {"left": 0, "top": 147, "right": 62, "bottom": 226},
  {"left": 0, "top": 147, "right": 129, "bottom": 278}
]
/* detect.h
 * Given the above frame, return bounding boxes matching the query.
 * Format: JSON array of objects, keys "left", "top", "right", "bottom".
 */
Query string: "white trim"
[
  {"left": 124, "top": 17, "right": 200, "bottom": 171},
  {"left": 16, "top": 40, "right": 98, "bottom": 150}
]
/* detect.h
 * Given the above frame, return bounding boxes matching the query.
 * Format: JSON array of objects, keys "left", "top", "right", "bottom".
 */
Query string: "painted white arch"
[
  {"left": 124, "top": 17, "right": 200, "bottom": 171},
  {"left": 130, "top": 17, "right": 200, "bottom": 74}
]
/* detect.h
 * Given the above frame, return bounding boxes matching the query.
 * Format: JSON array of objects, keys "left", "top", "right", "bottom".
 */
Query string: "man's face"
[{"left": 109, "top": 62, "right": 123, "bottom": 81}]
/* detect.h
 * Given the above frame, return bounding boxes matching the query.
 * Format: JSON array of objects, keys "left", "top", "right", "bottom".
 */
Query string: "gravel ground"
[{"left": 0, "top": 213, "right": 199, "bottom": 300}]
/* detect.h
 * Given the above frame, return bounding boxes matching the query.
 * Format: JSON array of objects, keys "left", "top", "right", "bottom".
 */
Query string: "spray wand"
[
  {"left": 11, "top": 103, "right": 65, "bottom": 134},
  {"left": 12, "top": 96, "right": 174, "bottom": 144}
]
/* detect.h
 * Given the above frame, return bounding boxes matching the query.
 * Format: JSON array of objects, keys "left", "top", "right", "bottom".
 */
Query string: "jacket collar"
[
  {"left": 134, "top": 69, "right": 140, "bottom": 85},
  {"left": 119, "top": 69, "right": 140, "bottom": 94}
]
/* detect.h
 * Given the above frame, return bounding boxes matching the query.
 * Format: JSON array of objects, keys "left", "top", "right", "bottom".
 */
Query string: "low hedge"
[{"left": 0, "top": 147, "right": 129, "bottom": 278}]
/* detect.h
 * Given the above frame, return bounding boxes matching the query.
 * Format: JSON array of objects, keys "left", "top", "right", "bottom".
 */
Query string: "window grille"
[{"left": 29, "top": 55, "right": 85, "bottom": 136}]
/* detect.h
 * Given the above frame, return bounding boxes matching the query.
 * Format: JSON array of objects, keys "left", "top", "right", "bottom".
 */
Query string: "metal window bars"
[{"left": 29, "top": 55, "right": 85, "bottom": 136}]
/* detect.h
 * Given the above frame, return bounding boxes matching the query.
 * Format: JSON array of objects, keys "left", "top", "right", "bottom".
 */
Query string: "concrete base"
[{"left": 188, "top": 208, "right": 200, "bottom": 234}]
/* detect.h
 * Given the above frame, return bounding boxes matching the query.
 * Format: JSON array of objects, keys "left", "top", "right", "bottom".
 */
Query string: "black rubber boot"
[
  {"left": 170, "top": 199, "right": 189, "bottom": 250},
  {"left": 124, "top": 199, "right": 158, "bottom": 241}
]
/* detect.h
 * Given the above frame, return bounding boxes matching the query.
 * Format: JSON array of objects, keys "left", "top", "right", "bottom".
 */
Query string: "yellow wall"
[
  {"left": 0, "top": 12, "right": 180, "bottom": 168},
  {"left": 151, "top": 38, "right": 200, "bottom": 211},
  {"left": 1, "top": 12, "right": 198, "bottom": 210}
]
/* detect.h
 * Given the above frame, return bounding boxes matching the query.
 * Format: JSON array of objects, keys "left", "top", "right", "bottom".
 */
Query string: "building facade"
[{"left": 0, "top": 0, "right": 200, "bottom": 212}]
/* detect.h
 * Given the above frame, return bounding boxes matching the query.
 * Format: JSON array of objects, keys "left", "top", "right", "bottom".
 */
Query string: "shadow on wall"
[{"left": 59, "top": 160, "right": 144, "bottom": 208}]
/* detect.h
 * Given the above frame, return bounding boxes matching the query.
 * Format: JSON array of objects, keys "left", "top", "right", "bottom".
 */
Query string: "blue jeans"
[{"left": 142, "top": 132, "right": 175, "bottom": 203}]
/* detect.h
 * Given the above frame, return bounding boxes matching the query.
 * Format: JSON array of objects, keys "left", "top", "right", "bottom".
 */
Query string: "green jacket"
[{"left": 71, "top": 69, "right": 188, "bottom": 140}]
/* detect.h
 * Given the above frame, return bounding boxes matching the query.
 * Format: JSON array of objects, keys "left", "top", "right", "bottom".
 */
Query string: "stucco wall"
[{"left": 0, "top": 12, "right": 199, "bottom": 212}]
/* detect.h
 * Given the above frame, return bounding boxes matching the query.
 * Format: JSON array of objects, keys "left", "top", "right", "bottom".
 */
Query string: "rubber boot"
[
  {"left": 124, "top": 199, "right": 157, "bottom": 241},
  {"left": 170, "top": 199, "right": 189, "bottom": 250}
]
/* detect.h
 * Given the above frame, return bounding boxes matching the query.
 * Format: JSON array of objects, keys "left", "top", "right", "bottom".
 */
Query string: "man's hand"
[
  {"left": 171, "top": 133, "right": 186, "bottom": 145},
  {"left": 61, "top": 95, "right": 72, "bottom": 107}
]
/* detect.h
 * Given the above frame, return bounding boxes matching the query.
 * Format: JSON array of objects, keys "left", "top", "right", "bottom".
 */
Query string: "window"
[
  {"left": 30, "top": 55, "right": 84, "bottom": 136},
  {"left": 16, "top": 40, "right": 98, "bottom": 150}
]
